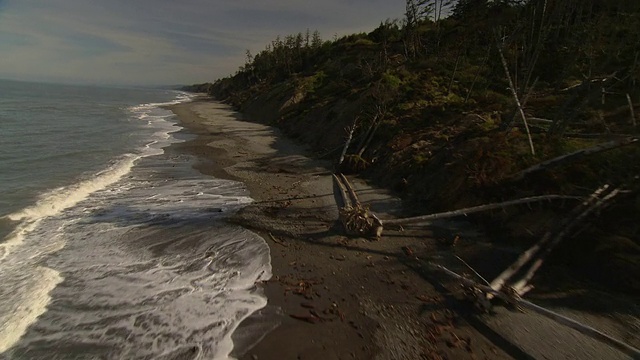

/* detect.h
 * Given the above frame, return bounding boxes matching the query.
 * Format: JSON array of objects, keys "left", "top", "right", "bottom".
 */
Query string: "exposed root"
[{"left": 333, "top": 173, "right": 383, "bottom": 239}]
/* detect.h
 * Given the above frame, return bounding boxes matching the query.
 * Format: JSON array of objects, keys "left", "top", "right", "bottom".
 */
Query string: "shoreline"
[{"left": 167, "top": 98, "right": 639, "bottom": 360}]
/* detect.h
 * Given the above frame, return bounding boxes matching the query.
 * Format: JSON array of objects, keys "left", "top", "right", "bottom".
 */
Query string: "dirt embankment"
[{"left": 213, "top": 79, "right": 640, "bottom": 296}]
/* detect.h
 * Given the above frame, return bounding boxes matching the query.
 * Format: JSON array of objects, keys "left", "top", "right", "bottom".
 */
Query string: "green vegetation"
[{"left": 201, "top": 0, "right": 640, "bottom": 292}]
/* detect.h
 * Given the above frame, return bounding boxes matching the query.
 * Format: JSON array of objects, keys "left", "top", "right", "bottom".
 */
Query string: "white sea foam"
[
  {"left": 0, "top": 91, "right": 272, "bottom": 359},
  {"left": 0, "top": 267, "right": 63, "bottom": 353},
  {"left": 1, "top": 155, "right": 137, "bottom": 260},
  {"left": 0, "top": 91, "right": 199, "bottom": 355},
  {"left": 3, "top": 171, "right": 272, "bottom": 359}
]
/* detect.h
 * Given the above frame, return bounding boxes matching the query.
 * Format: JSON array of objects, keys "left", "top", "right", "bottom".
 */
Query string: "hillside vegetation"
[{"left": 198, "top": 0, "right": 640, "bottom": 292}]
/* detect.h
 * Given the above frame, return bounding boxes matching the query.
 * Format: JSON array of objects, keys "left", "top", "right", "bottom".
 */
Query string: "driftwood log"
[
  {"left": 329, "top": 173, "right": 638, "bottom": 356},
  {"left": 510, "top": 187, "right": 621, "bottom": 296},
  {"left": 429, "top": 262, "right": 640, "bottom": 359},
  {"left": 489, "top": 185, "right": 616, "bottom": 297},
  {"left": 333, "top": 173, "right": 383, "bottom": 239},
  {"left": 382, "top": 195, "right": 581, "bottom": 226}
]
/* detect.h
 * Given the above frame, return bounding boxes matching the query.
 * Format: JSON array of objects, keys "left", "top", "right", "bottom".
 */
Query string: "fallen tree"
[
  {"left": 508, "top": 137, "right": 639, "bottom": 182},
  {"left": 382, "top": 195, "right": 581, "bottom": 226},
  {"left": 488, "top": 185, "right": 620, "bottom": 297},
  {"left": 428, "top": 262, "right": 640, "bottom": 359}
]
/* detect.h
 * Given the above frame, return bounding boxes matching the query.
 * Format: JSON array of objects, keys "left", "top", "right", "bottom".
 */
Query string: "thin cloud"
[{"left": 0, "top": 0, "right": 404, "bottom": 85}]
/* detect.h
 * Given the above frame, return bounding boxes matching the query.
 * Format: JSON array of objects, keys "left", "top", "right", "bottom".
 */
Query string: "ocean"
[{"left": 0, "top": 79, "right": 271, "bottom": 359}]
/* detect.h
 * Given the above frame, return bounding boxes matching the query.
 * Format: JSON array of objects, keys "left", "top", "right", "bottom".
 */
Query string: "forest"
[{"left": 189, "top": 0, "right": 640, "bottom": 293}]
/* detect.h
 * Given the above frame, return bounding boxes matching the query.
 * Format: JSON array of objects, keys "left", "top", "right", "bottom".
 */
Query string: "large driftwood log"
[
  {"left": 509, "top": 137, "right": 639, "bottom": 182},
  {"left": 333, "top": 173, "right": 383, "bottom": 239},
  {"left": 332, "top": 173, "right": 352, "bottom": 208},
  {"left": 383, "top": 195, "right": 580, "bottom": 226},
  {"left": 429, "top": 263, "right": 640, "bottom": 358}
]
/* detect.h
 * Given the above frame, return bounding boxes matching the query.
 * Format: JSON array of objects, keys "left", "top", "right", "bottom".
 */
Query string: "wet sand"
[{"left": 167, "top": 98, "right": 639, "bottom": 360}]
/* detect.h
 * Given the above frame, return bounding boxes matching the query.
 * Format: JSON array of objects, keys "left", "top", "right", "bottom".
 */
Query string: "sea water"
[{"left": 0, "top": 79, "right": 271, "bottom": 359}]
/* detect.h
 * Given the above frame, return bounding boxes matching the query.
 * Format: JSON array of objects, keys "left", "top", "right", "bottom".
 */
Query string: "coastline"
[
  {"left": 167, "top": 98, "right": 639, "bottom": 360},
  {"left": 166, "top": 98, "right": 509, "bottom": 360}
]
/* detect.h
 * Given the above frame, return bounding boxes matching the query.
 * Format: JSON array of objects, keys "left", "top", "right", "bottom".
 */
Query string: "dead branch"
[
  {"left": 527, "top": 117, "right": 554, "bottom": 124},
  {"left": 358, "top": 114, "right": 381, "bottom": 157},
  {"left": 627, "top": 93, "right": 637, "bottom": 128},
  {"left": 560, "top": 78, "right": 612, "bottom": 92},
  {"left": 507, "top": 77, "right": 539, "bottom": 130},
  {"left": 496, "top": 35, "right": 536, "bottom": 155},
  {"left": 269, "top": 232, "right": 289, "bottom": 247},
  {"left": 508, "top": 137, "right": 639, "bottom": 182},
  {"left": 383, "top": 195, "right": 580, "bottom": 226},
  {"left": 465, "top": 45, "right": 491, "bottom": 103},
  {"left": 550, "top": 72, "right": 619, "bottom": 137},
  {"left": 489, "top": 186, "right": 610, "bottom": 296},
  {"left": 563, "top": 133, "right": 633, "bottom": 140},
  {"left": 511, "top": 187, "right": 622, "bottom": 296},
  {"left": 355, "top": 113, "right": 378, "bottom": 155},
  {"left": 447, "top": 54, "right": 462, "bottom": 95},
  {"left": 455, "top": 255, "right": 490, "bottom": 286},
  {"left": 338, "top": 117, "right": 358, "bottom": 166},
  {"left": 429, "top": 262, "right": 640, "bottom": 358}
]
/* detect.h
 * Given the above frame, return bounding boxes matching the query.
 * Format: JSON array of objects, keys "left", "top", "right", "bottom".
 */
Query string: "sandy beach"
[{"left": 167, "top": 98, "right": 639, "bottom": 360}]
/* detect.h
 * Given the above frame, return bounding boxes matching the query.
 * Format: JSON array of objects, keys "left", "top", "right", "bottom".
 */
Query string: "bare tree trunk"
[
  {"left": 511, "top": 187, "right": 621, "bottom": 296},
  {"left": 519, "top": 0, "right": 548, "bottom": 97},
  {"left": 507, "top": 77, "right": 539, "bottom": 130},
  {"left": 488, "top": 186, "right": 608, "bottom": 294},
  {"left": 338, "top": 117, "right": 358, "bottom": 166},
  {"left": 465, "top": 46, "right": 491, "bottom": 103},
  {"left": 627, "top": 93, "right": 636, "bottom": 128},
  {"left": 550, "top": 72, "right": 619, "bottom": 137},
  {"left": 383, "top": 195, "right": 580, "bottom": 226},
  {"left": 429, "top": 263, "right": 640, "bottom": 358},
  {"left": 356, "top": 114, "right": 379, "bottom": 155},
  {"left": 496, "top": 37, "right": 536, "bottom": 155},
  {"left": 508, "top": 137, "right": 639, "bottom": 181},
  {"left": 447, "top": 54, "right": 462, "bottom": 95},
  {"left": 632, "top": 51, "right": 639, "bottom": 88},
  {"left": 358, "top": 120, "right": 381, "bottom": 157}
]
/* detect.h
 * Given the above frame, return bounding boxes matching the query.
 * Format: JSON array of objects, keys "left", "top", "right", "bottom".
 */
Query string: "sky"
[{"left": 0, "top": 0, "right": 404, "bottom": 86}]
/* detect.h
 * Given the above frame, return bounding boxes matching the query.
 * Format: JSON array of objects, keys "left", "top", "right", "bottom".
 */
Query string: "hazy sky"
[{"left": 0, "top": 0, "right": 404, "bottom": 86}]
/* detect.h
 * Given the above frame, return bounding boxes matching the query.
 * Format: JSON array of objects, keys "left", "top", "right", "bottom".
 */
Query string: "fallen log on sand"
[
  {"left": 489, "top": 185, "right": 614, "bottom": 297},
  {"left": 332, "top": 173, "right": 383, "bottom": 239},
  {"left": 329, "top": 174, "right": 638, "bottom": 356},
  {"left": 329, "top": 173, "right": 638, "bottom": 357},
  {"left": 382, "top": 195, "right": 581, "bottom": 226},
  {"left": 332, "top": 174, "right": 581, "bottom": 239},
  {"left": 429, "top": 262, "right": 640, "bottom": 359}
]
